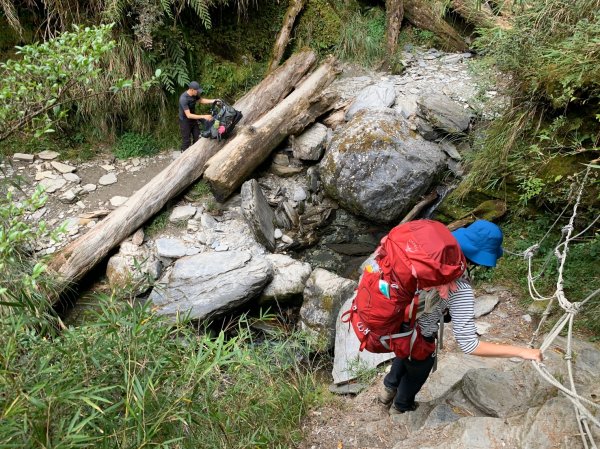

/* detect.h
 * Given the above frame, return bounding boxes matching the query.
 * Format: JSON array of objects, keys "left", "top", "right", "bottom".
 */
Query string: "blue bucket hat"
[{"left": 452, "top": 220, "right": 504, "bottom": 267}]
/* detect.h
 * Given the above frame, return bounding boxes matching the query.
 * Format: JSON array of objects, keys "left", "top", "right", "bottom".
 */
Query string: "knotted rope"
[{"left": 513, "top": 167, "right": 600, "bottom": 449}]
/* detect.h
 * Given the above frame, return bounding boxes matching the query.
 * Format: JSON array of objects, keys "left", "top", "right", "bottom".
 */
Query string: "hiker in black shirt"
[{"left": 178, "top": 81, "right": 217, "bottom": 151}]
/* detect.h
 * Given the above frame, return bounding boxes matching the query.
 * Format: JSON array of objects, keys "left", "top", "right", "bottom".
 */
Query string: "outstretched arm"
[
  {"left": 184, "top": 109, "right": 212, "bottom": 121},
  {"left": 471, "top": 341, "right": 543, "bottom": 361}
]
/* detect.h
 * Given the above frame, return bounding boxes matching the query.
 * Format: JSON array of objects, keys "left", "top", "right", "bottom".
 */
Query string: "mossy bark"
[
  {"left": 268, "top": 0, "right": 307, "bottom": 73},
  {"left": 385, "top": 0, "right": 404, "bottom": 55},
  {"left": 404, "top": 0, "right": 468, "bottom": 52}
]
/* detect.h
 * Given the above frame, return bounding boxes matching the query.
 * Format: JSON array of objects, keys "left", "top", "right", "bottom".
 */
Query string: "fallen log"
[
  {"left": 267, "top": 0, "right": 307, "bottom": 73},
  {"left": 203, "top": 57, "right": 340, "bottom": 201},
  {"left": 48, "top": 50, "right": 318, "bottom": 292},
  {"left": 399, "top": 191, "right": 438, "bottom": 224},
  {"left": 450, "top": 0, "right": 512, "bottom": 30},
  {"left": 404, "top": 0, "right": 468, "bottom": 52},
  {"left": 447, "top": 199, "right": 507, "bottom": 231},
  {"left": 385, "top": 0, "right": 404, "bottom": 55}
]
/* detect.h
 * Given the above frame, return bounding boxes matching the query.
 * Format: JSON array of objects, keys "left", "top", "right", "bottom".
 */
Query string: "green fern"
[{"left": 187, "top": 0, "right": 212, "bottom": 29}]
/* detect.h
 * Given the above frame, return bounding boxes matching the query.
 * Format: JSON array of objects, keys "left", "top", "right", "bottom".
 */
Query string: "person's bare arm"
[
  {"left": 200, "top": 98, "right": 217, "bottom": 104},
  {"left": 184, "top": 109, "right": 212, "bottom": 121},
  {"left": 471, "top": 341, "right": 543, "bottom": 361}
]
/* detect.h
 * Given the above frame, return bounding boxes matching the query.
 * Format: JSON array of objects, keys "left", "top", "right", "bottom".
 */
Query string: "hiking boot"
[
  {"left": 378, "top": 386, "right": 396, "bottom": 405},
  {"left": 389, "top": 402, "right": 418, "bottom": 416}
]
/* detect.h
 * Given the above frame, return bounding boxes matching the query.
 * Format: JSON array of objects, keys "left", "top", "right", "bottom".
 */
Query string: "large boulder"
[
  {"left": 417, "top": 94, "right": 472, "bottom": 134},
  {"left": 346, "top": 82, "right": 396, "bottom": 120},
  {"left": 259, "top": 254, "right": 312, "bottom": 304},
  {"left": 241, "top": 179, "right": 276, "bottom": 251},
  {"left": 106, "top": 242, "right": 162, "bottom": 294},
  {"left": 292, "top": 123, "right": 329, "bottom": 161},
  {"left": 300, "top": 268, "right": 357, "bottom": 351},
  {"left": 148, "top": 251, "right": 273, "bottom": 320},
  {"left": 320, "top": 108, "right": 446, "bottom": 223}
]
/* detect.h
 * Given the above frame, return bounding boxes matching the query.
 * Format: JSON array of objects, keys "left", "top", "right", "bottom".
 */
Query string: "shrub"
[{"left": 114, "top": 132, "right": 160, "bottom": 159}]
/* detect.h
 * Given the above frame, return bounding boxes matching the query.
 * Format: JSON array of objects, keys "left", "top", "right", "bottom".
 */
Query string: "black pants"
[
  {"left": 179, "top": 118, "right": 200, "bottom": 151},
  {"left": 383, "top": 354, "right": 435, "bottom": 411}
]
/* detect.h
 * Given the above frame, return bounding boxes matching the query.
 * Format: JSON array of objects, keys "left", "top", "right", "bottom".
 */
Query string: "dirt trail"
[{"left": 298, "top": 285, "right": 538, "bottom": 449}]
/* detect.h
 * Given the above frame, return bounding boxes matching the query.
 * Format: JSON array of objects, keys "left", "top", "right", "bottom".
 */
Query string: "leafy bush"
[
  {"left": 0, "top": 187, "right": 64, "bottom": 330},
  {"left": 114, "top": 132, "right": 160, "bottom": 159}
]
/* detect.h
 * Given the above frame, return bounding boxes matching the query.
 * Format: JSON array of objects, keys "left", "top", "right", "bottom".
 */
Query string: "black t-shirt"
[{"left": 178, "top": 91, "right": 201, "bottom": 120}]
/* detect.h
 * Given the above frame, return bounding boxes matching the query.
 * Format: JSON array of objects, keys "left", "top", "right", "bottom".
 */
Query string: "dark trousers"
[
  {"left": 179, "top": 118, "right": 200, "bottom": 151},
  {"left": 384, "top": 355, "right": 436, "bottom": 411}
]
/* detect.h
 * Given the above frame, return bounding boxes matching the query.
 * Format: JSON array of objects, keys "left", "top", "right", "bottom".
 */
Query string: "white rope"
[{"left": 524, "top": 168, "right": 599, "bottom": 448}]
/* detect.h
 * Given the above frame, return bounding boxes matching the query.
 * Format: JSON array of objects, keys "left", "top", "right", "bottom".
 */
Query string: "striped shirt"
[{"left": 416, "top": 279, "right": 480, "bottom": 354}]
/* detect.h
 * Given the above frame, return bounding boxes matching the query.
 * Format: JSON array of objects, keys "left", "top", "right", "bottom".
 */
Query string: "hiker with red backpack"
[{"left": 342, "top": 219, "right": 542, "bottom": 415}]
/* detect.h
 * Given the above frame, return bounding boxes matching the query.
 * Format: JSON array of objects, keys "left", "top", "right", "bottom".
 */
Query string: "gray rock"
[
  {"left": 415, "top": 352, "right": 504, "bottom": 402},
  {"left": 259, "top": 254, "right": 312, "bottom": 303},
  {"left": 199, "top": 213, "right": 218, "bottom": 229},
  {"left": 519, "top": 397, "right": 591, "bottom": 449},
  {"left": 110, "top": 196, "right": 128, "bottom": 207},
  {"left": 414, "top": 116, "right": 441, "bottom": 141},
  {"left": 474, "top": 294, "right": 499, "bottom": 318},
  {"left": 131, "top": 229, "right": 144, "bottom": 246},
  {"left": 51, "top": 161, "right": 76, "bottom": 174},
  {"left": 106, "top": 243, "right": 161, "bottom": 294},
  {"left": 273, "top": 228, "right": 283, "bottom": 239},
  {"left": 301, "top": 268, "right": 357, "bottom": 352},
  {"left": 439, "top": 141, "right": 462, "bottom": 160},
  {"left": 101, "top": 164, "right": 115, "bottom": 171},
  {"left": 148, "top": 251, "right": 273, "bottom": 320},
  {"left": 292, "top": 186, "right": 307, "bottom": 202},
  {"left": 63, "top": 173, "right": 81, "bottom": 183},
  {"left": 35, "top": 171, "right": 57, "bottom": 181},
  {"left": 155, "top": 237, "right": 189, "bottom": 259},
  {"left": 59, "top": 189, "right": 78, "bottom": 204},
  {"left": 39, "top": 177, "right": 67, "bottom": 193},
  {"left": 346, "top": 82, "right": 396, "bottom": 120},
  {"left": 462, "top": 364, "right": 552, "bottom": 418},
  {"left": 37, "top": 150, "right": 60, "bottom": 160},
  {"left": 320, "top": 108, "right": 446, "bottom": 223},
  {"left": 169, "top": 205, "right": 196, "bottom": 223},
  {"left": 292, "top": 123, "right": 329, "bottom": 161},
  {"left": 332, "top": 294, "right": 394, "bottom": 384},
  {"left": 417, "top": 94, "right": 472, "bottom": 134},
  {"left": 422, "top": 404, "right": 461, "bottom": 428},
  {"left": 394, "top": 94, "right": 419, "bottom": 119},
  {"left": 328, "top": 383, "right": 367, "bottom": 395},
  {"left": 82, "top": 183, "right": 97, "bottom": 192},
  {"left": 241, "top": 179, "right": 275, "bottom": 251},
  {"left": 98, "top": 173, "right": 117, "bottom": 186},
  {"left": 13, "top": 153, "right": 34, "bottom": 162}
]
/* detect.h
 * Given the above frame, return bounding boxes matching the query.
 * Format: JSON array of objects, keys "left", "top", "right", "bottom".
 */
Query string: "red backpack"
[{"left": 342, "top": 220, "right": 466, "bottom": 360}]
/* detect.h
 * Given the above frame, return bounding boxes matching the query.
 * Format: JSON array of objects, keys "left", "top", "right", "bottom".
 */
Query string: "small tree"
[{"left": 0, "top": 24, "right": 158, "bottom": 142}]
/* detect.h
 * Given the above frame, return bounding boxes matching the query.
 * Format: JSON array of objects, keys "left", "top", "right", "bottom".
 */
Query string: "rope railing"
[{"left": 517, "top": 167, "right": 600, "bottom": 449}]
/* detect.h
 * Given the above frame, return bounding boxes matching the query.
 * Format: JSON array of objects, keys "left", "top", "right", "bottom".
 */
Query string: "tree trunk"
[
  {"left": 268, "top": 0, "right": 307, "bottom": 73},
  {"left": 48, "top": 50, "right": 318, "bottom": 292},
  {"left": 203, "top": 57, "right": 340, "bottom": 201},
  {"left": 404, "top": 0, "right": 468, "bottom": 52},
  {"left": 385, "top": 0, "right": 404, "bottom": 55},
  {"left": 450, "top": 0, "right": 512, "bottom": 30}
]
